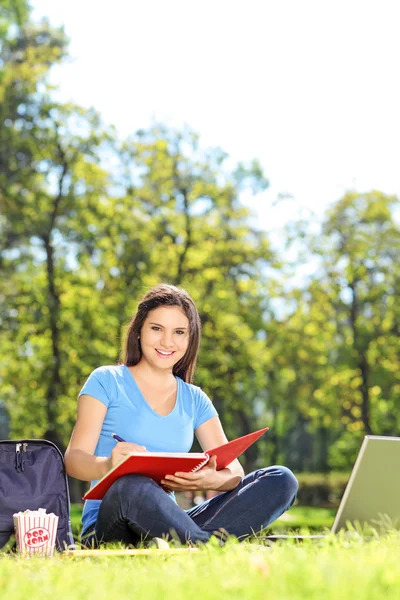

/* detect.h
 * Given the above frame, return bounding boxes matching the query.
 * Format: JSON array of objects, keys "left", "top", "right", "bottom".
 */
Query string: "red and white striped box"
[{"left": 13, "top": 508, "right": 59, "bottom": 557}]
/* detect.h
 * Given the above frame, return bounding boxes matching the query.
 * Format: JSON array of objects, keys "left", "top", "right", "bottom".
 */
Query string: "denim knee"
[
  {"left": 258, "top": 465, "right": 298, "bottom": 505},
  {"left": 278, "top": 466, "right": 298, "bottom": 499},
  {"left": 106, "top": 473, "right": 157, "bottom": 506},
  {"left": 111, "top": 473, "right": 155, "bottom": 494}
]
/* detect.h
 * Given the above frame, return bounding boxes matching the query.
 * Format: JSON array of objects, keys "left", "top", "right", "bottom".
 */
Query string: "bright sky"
[{"left": 31, "top": 0, "right": 400, "bottom": 231}]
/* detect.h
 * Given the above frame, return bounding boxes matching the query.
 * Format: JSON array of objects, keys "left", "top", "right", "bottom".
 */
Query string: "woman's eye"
[
  {"left": 151, "top": 326, "right": 161, "bottom": 331},
  {"left": 176, "top": 330, "right": 185, "bottom": 335}
]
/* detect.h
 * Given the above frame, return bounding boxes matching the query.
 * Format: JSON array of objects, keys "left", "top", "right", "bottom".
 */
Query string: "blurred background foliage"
[{"left": 1, "top": 1, "right": 399, "bottom": 502}]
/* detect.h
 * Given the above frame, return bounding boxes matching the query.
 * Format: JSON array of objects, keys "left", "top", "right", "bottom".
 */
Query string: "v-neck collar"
[{"left": 123, "top": 365, "right": 180, "bottom": 418}]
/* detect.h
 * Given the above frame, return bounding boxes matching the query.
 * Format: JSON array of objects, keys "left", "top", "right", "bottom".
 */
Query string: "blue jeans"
[{"left": 81, "top": 466, "right": 298, "bottom": 546}]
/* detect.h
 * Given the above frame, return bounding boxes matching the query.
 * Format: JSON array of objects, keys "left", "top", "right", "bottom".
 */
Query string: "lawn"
[
  {"left": 1, "top": 533, "right": 400, "bottom": 599},
  {"left": 2, "top": 505, "right": 399, "bottom": 599}
]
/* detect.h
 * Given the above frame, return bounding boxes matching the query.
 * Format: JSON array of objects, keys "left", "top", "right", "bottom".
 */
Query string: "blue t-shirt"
[{"left": 79, "top": 364, "right": 218, "bottom": 532}]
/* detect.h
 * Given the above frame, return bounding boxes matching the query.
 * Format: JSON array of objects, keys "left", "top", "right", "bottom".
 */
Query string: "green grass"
[
  {"left": 3, "top": 505, "right": 400, "bottom": 598},
  {"left": 1, "top": 534, "right": 400, "bottom": 599},
  {"left": 270, "top": 505, "right": 336, "bottom": 531},
  {"left": 70, "top": 503, "right": 83, "bottom": 536}
]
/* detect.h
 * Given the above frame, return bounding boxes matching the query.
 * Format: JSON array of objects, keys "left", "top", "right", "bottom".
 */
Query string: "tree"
[
  {"left": 0, "top": 4, "right": 114, "bottom": 447},
  {"left": 265, "top": 191, "right": 400, "bottom": 470},
  {"left": 320, "top": 191, "right": 400, "bottom": 465}
]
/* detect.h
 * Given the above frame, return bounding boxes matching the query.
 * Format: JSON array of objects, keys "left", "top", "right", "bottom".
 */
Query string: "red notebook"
[{"left": 83, "top": 427, "right": 269, "bottom": 500}]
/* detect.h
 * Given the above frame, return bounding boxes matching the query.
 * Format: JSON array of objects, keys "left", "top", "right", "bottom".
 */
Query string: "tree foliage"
[{"left": 1, "top": 3, "right": 399, "bottom": 479}]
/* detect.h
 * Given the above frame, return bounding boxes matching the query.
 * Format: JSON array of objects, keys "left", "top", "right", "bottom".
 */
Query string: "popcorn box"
[{"left": 13, "top": 508, "right": 59, "bottom": 557}]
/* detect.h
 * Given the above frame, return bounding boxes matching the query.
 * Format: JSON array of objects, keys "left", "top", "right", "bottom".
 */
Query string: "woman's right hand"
[{"left": 109, "top": 441, "right": 147, "bottom": 469}]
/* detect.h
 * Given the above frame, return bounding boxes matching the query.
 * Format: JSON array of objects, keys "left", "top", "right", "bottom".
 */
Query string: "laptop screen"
[{"left": 332, "top": 435, "right": 400, "bottom": 533}]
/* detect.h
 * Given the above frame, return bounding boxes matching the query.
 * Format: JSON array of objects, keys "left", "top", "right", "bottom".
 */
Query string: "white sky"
[{"left": 30, "top": 0, "right": 400, "bottom": 231}]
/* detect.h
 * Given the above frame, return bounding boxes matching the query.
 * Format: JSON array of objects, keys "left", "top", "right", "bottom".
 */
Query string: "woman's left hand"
[{"left": 161, "top": 455, "right": 226, "bottom": 491}]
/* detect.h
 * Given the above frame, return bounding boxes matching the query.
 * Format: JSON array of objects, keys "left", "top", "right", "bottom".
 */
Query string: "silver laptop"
[
  {"left": 331, "top": 435, "right": 400, "bottom": 533},
  {"left": 267, "top": 435, "right": 400, "bottom": 540}
]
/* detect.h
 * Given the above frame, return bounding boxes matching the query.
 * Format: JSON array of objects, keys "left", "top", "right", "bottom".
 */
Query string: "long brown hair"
[{"left": 123, "top": 284, "right": 201, "bottom": 383}]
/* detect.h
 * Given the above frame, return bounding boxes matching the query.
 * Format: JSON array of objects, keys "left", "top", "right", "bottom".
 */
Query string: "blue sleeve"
[
  {"left": 193, "top": 386, "right": 218, "bottom": 430},
  {"left": 78, "top": 367, "right": 112, "bottom": 408}
]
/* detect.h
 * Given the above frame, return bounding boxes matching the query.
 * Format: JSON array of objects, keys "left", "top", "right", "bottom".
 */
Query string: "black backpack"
[{"left": 0, "top": 439, "right": 74, "bottom": 552}]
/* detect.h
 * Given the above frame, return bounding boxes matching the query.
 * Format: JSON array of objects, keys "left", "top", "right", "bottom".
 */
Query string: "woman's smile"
[{"left": 155, "top": 349, "right": 175, "bottom": 358}]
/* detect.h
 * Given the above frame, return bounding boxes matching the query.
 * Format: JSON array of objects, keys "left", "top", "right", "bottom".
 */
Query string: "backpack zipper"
[
  {"left": 15, "top": 443, "right": 21, "bottom": 472},
  {"left": 13, "top": 442, "right": 34, "bottom": 472},
  {"left": 15, "top": 443, "right": 28, "bottom": 472},
  {"left": 21, "top": 443, "right": 27, "bottom": 471}
]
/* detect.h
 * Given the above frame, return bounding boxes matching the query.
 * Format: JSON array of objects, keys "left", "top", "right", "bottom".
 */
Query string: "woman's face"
[{"left": 139, "top": 305, "right": 190, "bottom": 371}]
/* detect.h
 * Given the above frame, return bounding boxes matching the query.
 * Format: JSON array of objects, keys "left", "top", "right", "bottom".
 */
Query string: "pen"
[{"left": 112, "top": 433, "right": 126, "bottom": 443}]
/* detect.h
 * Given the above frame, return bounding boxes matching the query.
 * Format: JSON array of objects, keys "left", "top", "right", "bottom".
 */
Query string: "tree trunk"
[
  {"left": 316, "top": 425, "right": 329, "bottom": 472},
  {"left": 43, "top": 233, "right": 64, "bottom": 450},
  {"left": 42, "top": 151, "right": 68, "bottom": 450},
  {"left": 175, "top": 189, "right": 191, "bottom": 285},
  {"left": 237, "top": 409, "right": 257, "bottom": 473},
  {"left": 349, "top": 280, "right": 372, "bottom": 434},
  {"left": 359, "top": 354, "right": 372, "bottom": 434},
  {"left": 266, "top": 370, "right": 279, "bottom": 465}
]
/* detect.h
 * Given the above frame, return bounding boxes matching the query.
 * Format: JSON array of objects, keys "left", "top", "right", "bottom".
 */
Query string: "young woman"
[{"left": 65, "top": 284, "right": 298, "bottom": 546}]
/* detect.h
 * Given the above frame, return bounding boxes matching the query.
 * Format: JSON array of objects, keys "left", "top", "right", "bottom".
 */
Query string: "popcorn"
[{"left": 13, "top": 508, "right": 59, "bottom": 557}]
